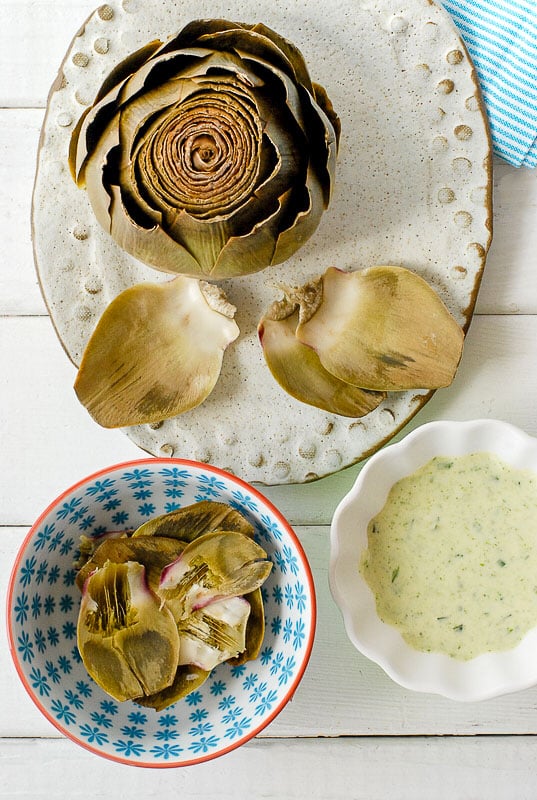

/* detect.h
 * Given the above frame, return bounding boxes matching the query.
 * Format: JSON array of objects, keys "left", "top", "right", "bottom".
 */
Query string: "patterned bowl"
[{"left": 7, "top": 459, "right": 315, "bottom": 766}]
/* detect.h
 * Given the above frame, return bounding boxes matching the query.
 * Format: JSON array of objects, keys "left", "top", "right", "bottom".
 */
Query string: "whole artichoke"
[{"left": 69, "top": 19, "right": 340, "bottom": 280}]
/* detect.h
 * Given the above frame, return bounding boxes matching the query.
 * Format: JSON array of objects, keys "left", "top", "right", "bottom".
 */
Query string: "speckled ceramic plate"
[{"left": 32, "top": 0, "right": 492, "bottom": 484}]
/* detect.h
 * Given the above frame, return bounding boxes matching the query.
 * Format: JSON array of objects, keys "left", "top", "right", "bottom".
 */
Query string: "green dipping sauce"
[{"left": 360, "top": 452, "right": 537, "bottom": 660}]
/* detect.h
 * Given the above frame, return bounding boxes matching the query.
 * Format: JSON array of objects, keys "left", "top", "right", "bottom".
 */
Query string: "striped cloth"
[{"left": 440, "top": 0, "right": 537, "bottom": 167}]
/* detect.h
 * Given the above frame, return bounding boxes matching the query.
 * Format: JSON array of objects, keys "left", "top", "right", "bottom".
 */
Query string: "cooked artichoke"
[
  {"left": 69, "top": 19, "right": 339, "bottom": 279},
  {"left": 77, "top": 560, "right": 180, "bottom": 702},
  {"left": 135, "top": 663, "right": 210, "bottom": 711},
  {"left": 74, "top": 275, "right": 239, "bottom": 428},
  {"left": 75, "top": 535, "right": 187, "bottom": 593},
  {"left": 228, "top": 588, "right": 266, "bottom": 666},
  {"left": 261, "top": 266, "right": 464, "bottom": 398},
  {"left": 258, "top": 311, "right": 386, "bottom": 416},
  {"left": 132, "top": 500, "right": 255, "bottom": 541},
  {"left": 176, "top": 595, "right": 251, "bottom": 670},
  {"left": 158, "top": 529, "right": 272, "bottom": 619},
  {"left": 75, "top": 502, "right": 272, "bottom": 710}
]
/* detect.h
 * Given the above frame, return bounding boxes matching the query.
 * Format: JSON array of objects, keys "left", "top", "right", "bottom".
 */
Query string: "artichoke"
[
  {"left": 259, "top": 266, "right": 465, "bottom": 409},
  {"left": 77, "top": 560, "right": 180, "bottom": 702},
  {"left": 75, "top": 501, "right": 272, "bottom": 709},
  {"left": 69, "top": 19, "right": 340, "bottom": 279},
  {"left": 73, "top": 275, "right": 239, "bottom": 428},
  {"left": 131, "top": 499, "right": 255, "bottom": 541}
]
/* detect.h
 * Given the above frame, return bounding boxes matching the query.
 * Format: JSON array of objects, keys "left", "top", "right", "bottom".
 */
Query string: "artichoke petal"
[
  {"left": 258, "top": 312, "right": 386, "bottom": 416},
  {"left": 74, "top": 275, "right": 239, "bottom": 428},
  {"left": 135, "top": 664, "right": 209, "bottom": 711},
  {"left": 77, "top": 561, "right": 180, "bottom": 702},
  {"left": 108, "top": 185, "right": 202, "bottom": 274},
  {"left": 295, "top": 266, "right": 465, "bottom": 391}
]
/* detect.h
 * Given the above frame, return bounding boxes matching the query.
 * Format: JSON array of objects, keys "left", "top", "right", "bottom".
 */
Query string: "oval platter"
[{"left": 32, "top": 0, "right": 492, "bottom": 484}]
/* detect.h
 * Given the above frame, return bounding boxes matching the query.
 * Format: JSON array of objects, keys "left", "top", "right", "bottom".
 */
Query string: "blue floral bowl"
[{"left": 7, "top": 459, "right": 315, "bottom": 767}]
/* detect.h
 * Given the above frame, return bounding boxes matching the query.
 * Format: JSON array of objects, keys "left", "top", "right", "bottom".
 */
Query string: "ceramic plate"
[{"left": 32, "top": 0, "right": 492, "bottom": 484}]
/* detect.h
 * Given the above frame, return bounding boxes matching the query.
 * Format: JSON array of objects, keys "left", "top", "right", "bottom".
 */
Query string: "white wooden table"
[{"left": 2, "top": 1, "right": 537, "bottom": 796}]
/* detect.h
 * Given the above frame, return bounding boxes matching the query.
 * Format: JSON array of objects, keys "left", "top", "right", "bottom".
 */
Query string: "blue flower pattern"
[{"left": 9, "top": 463, "right": 313, "bottom": 765}]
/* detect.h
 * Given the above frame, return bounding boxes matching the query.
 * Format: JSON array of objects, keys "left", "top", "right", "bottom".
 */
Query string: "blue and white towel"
[{"left": 441, "top": 0, "right": 537, "bottom": 168}]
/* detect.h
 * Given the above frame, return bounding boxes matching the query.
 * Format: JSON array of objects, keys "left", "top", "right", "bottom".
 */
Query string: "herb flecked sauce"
[{"left": 359, "top": 452, "right": 537, "bottom": 660}]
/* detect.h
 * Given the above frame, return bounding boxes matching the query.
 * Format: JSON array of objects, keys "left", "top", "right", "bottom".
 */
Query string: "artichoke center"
[
  {"left": 191, "top": 134, "right": 221, "bottom": 171},
  {"left": 137, "top": 83, "right": 263, "bottom": 218},
  {"left": 84, "top": 563, "right": 137, "bottom": 636}
]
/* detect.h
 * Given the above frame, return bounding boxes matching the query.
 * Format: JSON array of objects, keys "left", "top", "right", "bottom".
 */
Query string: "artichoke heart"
[
  {"left": 267, "top": 266, "right": 464, "bottom": 394},
  {"left": 158, "top": 530, "right": 272, "bottom": 620},
  {"left": 258, "top": 311, "right": 386, "bottom": 416},
  {"left": 77, "top": 560, "right": 180, "bottom": 702},
  {"left": 177, "top": 596, "right": 251, "bottom": 671},
  {"left": 74, "top": 275, "right": 239, "bottom": 428}
]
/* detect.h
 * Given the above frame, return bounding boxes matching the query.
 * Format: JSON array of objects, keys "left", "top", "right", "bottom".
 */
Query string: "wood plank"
[
  {"left": 1, "top": 735, "right": 537, "bottom": 799},
  {"left": 0, "top": 1, "right": 97, "bottom": 107},
  {"left": 0, "top": 109, "right": 47, "bottom": 314},
  {"left": 3, "top": 313, "right": 537, "bottom": 527},
  {"left": 4, "top": 524, "right": 537, "bottom": 739}
]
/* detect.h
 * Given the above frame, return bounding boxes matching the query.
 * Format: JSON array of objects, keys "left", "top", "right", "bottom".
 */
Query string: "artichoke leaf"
[
  {"left": 294, "top": 266, "right": 465, "bottom": 391},
  {"left": 132, "top": 500, "right": 255, "bottom": 542},
  {"left": 196, "top": 25, "right": 313, "bottom": 94},
  {"left": 258, "top": 312, "right": 386, "bottom": 417},
  {"left": 271, "top": 167, "right": 326, "bottom": 266},
  {"left": 77, "top": 561, "right": 180, "bottom": 702},
  {"left": 75, "top": 530, "right": 127, "bottom": 572},
  {"left": 74, "top": 275, "right": 239, "bottom": 428},
  {"left": 94, "top": 40, "right": 163, "bottom": 105},
  {"left": 108, "top": 184, "right": 203, "bottom": 274}
]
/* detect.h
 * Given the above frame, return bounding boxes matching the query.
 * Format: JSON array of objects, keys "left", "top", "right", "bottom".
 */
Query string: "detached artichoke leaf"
[
  {"left": 132, "top": 500, "right": 255, "bottom": 542},
  {"left": 292, "top": 266, "right": 465, "bottom": 391},
  {"left": 75, "top": 535, "right": 188, "bottom": 593},
  {"left": 158, "top": 530, "right": 272, "bottom": 619},
  {"left": 258, "top": 312, "right": 386, "bottom": 417},
  {"left": 74, "top": 275, "right": 239, "bottom": 428},
  {"left": 77, "top": 561, "right": 180, "bottom": 702}
]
